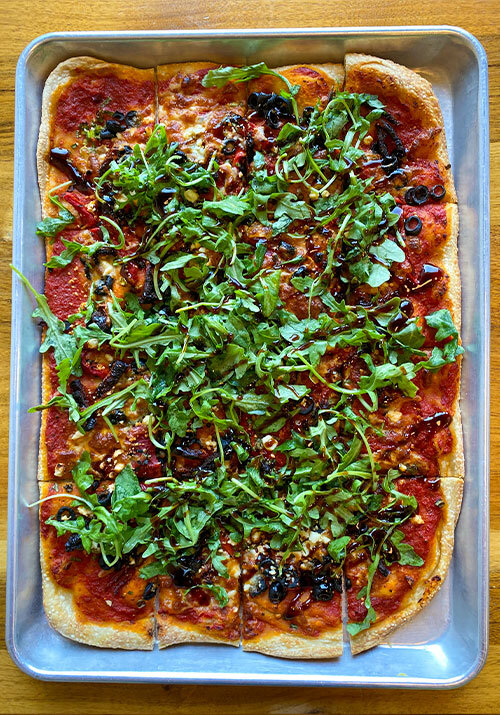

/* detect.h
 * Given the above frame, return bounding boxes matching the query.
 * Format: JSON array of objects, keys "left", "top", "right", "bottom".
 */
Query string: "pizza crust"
[
  {"left": 344, "top": 53, "right": 456, "bottom": 203},
  {"left": 430, "top": 203, "right": 464, "bottom": 479},
  {"left": 243, "top": 626, "right": 343, "bottom": 659},
  {"left": 157, "top": 615, "right": 240, "bottom": 648},
  {"left": 349, "top": 477, "right": 463, "bottom": 654}
]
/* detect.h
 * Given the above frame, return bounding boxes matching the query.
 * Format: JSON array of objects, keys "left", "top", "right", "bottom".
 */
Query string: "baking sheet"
[{"left": 7, "top": 26, "right": 490, "bottom": 687}]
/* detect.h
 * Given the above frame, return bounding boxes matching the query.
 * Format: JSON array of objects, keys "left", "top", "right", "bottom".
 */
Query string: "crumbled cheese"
[
  {"left": 71, "top": 431, "right": 85, "bottom": 441},
  {"left": 412, "top": 514, "right": 424, "bottom": 525},
  {"left": 262, "top": 435, "right": 278, "bottom": 451},
  {"left": 184, "top": 189, "right": 199, "bottom": 203},
  {"left": 87, "top": 338, "right": 99, "bottom": 349},
  {"left": 387, "top": 409, "right": 402, "bottom": 423}
]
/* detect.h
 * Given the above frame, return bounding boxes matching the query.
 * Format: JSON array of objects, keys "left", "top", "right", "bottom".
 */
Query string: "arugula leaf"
[
  {"left": 12, "top": 266, "right": 77, "bottom": 366},
  {"left": 36, "top": 195, "right": 75, "bottom": 237}
]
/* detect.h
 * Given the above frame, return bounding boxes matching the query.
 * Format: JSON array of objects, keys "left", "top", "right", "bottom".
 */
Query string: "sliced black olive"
[
  {"left": 248, "top": 92, "right": 267, "bottom": 110},
  {"left": 268, "top": 579, "right": 288, "bottom": 604},
  {"left": 98, "top": 554, "right": 123, "bottom": 571},
  {"left": 173, "top": 149, "right": 187, "bottom": 161},
  {"left": 65, "top": 534, "right": 83, "bottom": 552},
  {"left": 88, "top": 308, "right": 110, "bottom": 333},
  {"left": 222, "top": 139, "right": 237, "bottom": 155},
  {"left": 301, "top": 106, "right": 314, "bottom": 126},
  {"left": 267, "top": 94, "right": 292, "bottom": 117},
  {"left": 383, "top": 543, "right": 401, "bottom": 564},
  {"left": 278, "top": 241, "right": 296, "bottom": 257},
  {"left": 112, "top": 111, "right": 125, "bottom": 121},
  {"left": 125, "top": 110, "right": 138, "bottom": 127},
  {"left": 312, "top": 577, "right": 334, "bottom": 601},
  {"left": 293, "top": 265, "right": 308, "bottom": 278},
  {"left": 406, "top": 185, "right": 429, "bottom": 206},
  {"left": 430, "top": 184, "right": 446, "bottom": 201},
  {"left": 298, "top": 397, "right": 315, "bottom": 415},
  {"left": 100, "top": 119, "right": 123, "bottom": 140},
  {"left": 94, "top": 278, "right": 109, "bottom": 296},
  {"left": 249, "top": 575, "right": 267, "bottom": 597},
  {"left": 56, "top": 506, "right": 76, "bottom": 522},
  {"left": 108, "top": 409, "right": 126, "bottom": 425},
  {"left": 68, "top": 379, "right": 88, "bottom": 409},
  {"left": 97, "top": 491, "right": 112, "bottom": 508},
  {"left": 258, "top": 557, "right": 277, "bottom": 576},
  {"left": 83, "top": 415, "right": 97, "bottom": 432},
  {"left": 266, "top": 109, "right": 281, "bottom": 129},
  {"left": 345, "top": 577, "right": 352, "bottom": 590},
  {"left": 282, "top": 566, "right": 300, "bottom": 589},
  {"left": 313, "top": 251, "right": 325, "bottom": 265},
  {"left": 378, "top": 561, "right": 390, "bottom": 577},
  {"left": 143, "top": 582, "right": 157, "bottom": 600},
  {"left": 404, "top": 215, "right": 423, "bottom": 236}
]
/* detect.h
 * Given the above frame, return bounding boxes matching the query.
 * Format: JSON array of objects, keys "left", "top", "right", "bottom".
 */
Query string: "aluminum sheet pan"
[{"left": 7, "top": 26, "right": 490, "bottom": 688}]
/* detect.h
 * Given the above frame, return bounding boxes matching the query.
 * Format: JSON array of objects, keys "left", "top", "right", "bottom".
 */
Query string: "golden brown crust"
[
  {"left": 157, "top": 616, "right": 240, "bottom": 648},
  {"left": 349, "top": 478, "right": 463, "bottom": 654},
  {"left": 243, "top": 626, "right": 343, "bottom": 659},
  {"left": 431, "top": 203, "right": 463, "bottom": 479},
  {"left": 344, "top": 53, "right": 456, "bottom": 203}
]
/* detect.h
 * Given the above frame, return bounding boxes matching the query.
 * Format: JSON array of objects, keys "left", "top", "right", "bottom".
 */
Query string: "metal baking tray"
[{"left": 7, "top": 27, "right": 490, "bottom": 687}]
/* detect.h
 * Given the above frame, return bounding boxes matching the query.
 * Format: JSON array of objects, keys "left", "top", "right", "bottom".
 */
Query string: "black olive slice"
[
  {"left": 108, "top": 409, "right": 126, "bottom": 425},
  {"left": 430, "top": 184, "right": 446, "bottom": 201},
  {"left": 268, "top": 579, "right": 288, "bottom": 604},
  {"left": 222, "top": 139, "right": 237, "bottom": 155},
  {"left": 404, "top": 215, "right": 423, "bottom": 236},
  {"left": 65, "top": 534, "right": 83, "bottom": 552},
  {"left": 293, "top": 265, "right": 308, "bottom": 278},
  {"left": 266, "top": 109, "right": 281, "bottom": 129},
  {"left": 143, "top": 582, "right": 157, "bottom": 600},
  {"left": 249, "top": 575, "right": 267, "bottom": 597},
  {"left": 97, "top": 491, "right": 112, "bottom": 508},
  {"left": 378, "top": 562, "right": 390, "bottom": 577},
  {"left": 405, "top": 185, "right": 429, "bottom": 206},
  {"left": 248, "top": 92, "right": 267, "bottom": 110},
  {"left": 56, "top": 506, "right": 77, "bottom": 522}
]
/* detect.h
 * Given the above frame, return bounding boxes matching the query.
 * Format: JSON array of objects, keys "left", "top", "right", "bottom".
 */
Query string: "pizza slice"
[
  {"left": 344, "top": 476, "right": 462, "bottom": 654},
  {"left": 242, "top": 528, "right": 343, "bottom": 658},
  {"left": 39, "top": 473, "right": 156, "bottom": 649},
  {"left": 156, "top": 530, "right": 241, "bottom": 647},
  {"left": 38, "top": 57, "right": 155, "bottom": 212},
  {"left": 344, "top": 53, "right": 456, "bottom": 202},
  {"left": 157, "top": 62, "right": 249, "bottom": 192}
]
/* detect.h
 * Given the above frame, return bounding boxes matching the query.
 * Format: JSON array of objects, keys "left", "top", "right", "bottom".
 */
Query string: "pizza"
[{"left": 18, "top": 52, "right": 463, "bottom": 657}]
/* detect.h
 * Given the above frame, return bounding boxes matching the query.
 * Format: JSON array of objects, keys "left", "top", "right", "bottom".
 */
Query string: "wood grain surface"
[{"left": 0, "top": 1, "right": 497, "bottom": 712}]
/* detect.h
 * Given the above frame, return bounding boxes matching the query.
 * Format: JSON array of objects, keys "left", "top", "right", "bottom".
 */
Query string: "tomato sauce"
[{"left": 55, "top": 76, "right": 154, "bottom": 132}]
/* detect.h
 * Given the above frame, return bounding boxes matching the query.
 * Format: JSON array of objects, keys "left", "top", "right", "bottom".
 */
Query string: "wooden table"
[{"left": 0, "top": 1, "right": 497, "bottom": 712}]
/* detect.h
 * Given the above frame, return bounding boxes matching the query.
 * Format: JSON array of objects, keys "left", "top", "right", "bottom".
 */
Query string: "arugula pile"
[{"left": 20, "top": 64, "right": 463, "bottom": 631}]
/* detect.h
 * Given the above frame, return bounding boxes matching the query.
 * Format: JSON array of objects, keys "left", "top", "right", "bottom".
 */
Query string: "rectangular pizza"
[{"left": 18, "top": 52, "right": 463, "bottom": 657}]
